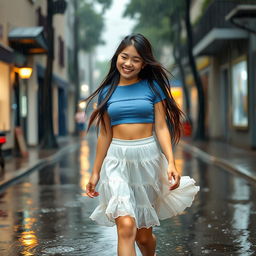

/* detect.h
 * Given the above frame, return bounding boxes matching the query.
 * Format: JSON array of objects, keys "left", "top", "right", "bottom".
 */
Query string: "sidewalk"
[
  {"left": 0, "top": 136, "right": 80, "bottom": 190},
  {"left": 179, "top": 138, "right": 256, "bottom": 183},
  {"left": 1, "top": 135, "right": 256, "bottom": 191}
]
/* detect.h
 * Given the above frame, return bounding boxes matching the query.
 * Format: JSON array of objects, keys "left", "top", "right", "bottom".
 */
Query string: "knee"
[
  {"left": 136, "top": 233, "right": 155, "bottom": 246},
  {"left": 116, "top": 217, "right": 137, "bottom": 240}
]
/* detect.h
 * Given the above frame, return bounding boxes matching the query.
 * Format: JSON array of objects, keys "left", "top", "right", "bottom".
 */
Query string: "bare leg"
[
  {"left": 115, "top": 216, "right": 137, "bottom": 256},
  {"left": 135, "top": 227, "right": 156, "bottom": 256}
]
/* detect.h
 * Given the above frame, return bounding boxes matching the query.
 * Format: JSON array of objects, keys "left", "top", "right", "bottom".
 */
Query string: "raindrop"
[{"left": 42, "top": 246, "right": 75, "bottom": 254}]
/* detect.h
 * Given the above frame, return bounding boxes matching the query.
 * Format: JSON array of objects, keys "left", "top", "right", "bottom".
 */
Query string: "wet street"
[{"left": 0, "top": 131, "right": 256, "bottom": 256}]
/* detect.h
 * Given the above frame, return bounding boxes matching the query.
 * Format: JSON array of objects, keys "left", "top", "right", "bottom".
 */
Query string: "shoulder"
[
  {"left": 147, "top": 80, "right": 168, "bottom": 103},
  {"left": 152, "top": 80, "right": 169, "bottom": 91},
  {"left": 98, "top": 85, "right": 110, "bottom": 99}
]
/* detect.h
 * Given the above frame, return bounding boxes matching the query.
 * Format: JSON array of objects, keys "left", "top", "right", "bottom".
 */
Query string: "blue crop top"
[{"left": 98, "top": 80, "right": 167, "bottom": 126}]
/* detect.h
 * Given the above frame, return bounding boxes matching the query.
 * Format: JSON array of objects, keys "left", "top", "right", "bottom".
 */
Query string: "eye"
[{"left": 121, "top": 55, "right": 127, "bottom": 59}]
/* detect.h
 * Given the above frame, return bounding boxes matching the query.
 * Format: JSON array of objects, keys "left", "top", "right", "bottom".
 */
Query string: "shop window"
[
  {"left": 231, "top": 58, "right": 248, "bottom": 129},
  {"left": 58, "top": 36, "right": 65, "bottom": 68},
  {"left": 0, "top": 62, "right": 10, "bottom": 131}
]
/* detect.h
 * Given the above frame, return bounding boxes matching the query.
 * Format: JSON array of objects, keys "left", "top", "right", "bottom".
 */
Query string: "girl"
[{"left": 85, "top": 34, "right": 199, "bottom": 256}]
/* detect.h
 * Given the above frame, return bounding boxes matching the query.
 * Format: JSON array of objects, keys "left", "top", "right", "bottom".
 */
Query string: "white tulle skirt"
[{"left": 90, "top": 136, "right": 199, "bottom": 229}]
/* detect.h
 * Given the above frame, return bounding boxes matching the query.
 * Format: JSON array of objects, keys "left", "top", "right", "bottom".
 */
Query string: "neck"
[{"left": 118, "top": 77, "right": 140, "bottom": 86}]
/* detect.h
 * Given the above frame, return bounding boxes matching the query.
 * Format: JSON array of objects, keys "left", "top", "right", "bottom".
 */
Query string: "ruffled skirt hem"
[{"left": 89, "top": 136, "right": 199, "bottom": 229}]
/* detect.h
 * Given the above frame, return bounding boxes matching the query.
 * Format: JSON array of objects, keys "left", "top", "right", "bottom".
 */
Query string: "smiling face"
[{"left": 116, "top": 45, "right": 145, "bottom": 85}]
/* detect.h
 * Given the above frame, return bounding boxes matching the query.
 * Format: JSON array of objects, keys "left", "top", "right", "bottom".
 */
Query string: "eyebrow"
[{"left": 121, "top": 52, "right": 142, "bottom": 60}]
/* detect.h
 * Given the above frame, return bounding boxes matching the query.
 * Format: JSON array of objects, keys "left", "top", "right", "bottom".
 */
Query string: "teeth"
[{"left": 123, "top": 67, "right": 132, "bottom": 72}]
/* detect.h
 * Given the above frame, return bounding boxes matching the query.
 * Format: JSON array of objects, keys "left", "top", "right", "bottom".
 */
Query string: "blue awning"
[{"left": 9, "top": 27, "right": 48, "bottom": 55}]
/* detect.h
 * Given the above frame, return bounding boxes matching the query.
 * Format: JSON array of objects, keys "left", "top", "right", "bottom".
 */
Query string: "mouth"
[{"left": 122, "top": 66, "right": 133, "bottom": 74}]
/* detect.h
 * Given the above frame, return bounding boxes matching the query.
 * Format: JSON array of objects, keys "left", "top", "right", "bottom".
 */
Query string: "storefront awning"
[
  {"left": 8, "top": 27, "right": 48, "bottom": 55},
  {"left": 0, "top": 42, "right": 15, "bottom": 64},
  {"left": 193, "top": 28, "right": 248, "bottom": 56}
]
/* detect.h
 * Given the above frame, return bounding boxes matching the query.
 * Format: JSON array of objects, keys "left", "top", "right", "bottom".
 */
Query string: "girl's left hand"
[{"left": 167, "top": 164, "right": 181, "bottom": 190}]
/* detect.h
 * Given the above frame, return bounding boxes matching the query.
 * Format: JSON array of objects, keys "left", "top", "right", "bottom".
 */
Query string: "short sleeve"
[{"left": 153, "top": 81, "right": 166, "bottom": 104}]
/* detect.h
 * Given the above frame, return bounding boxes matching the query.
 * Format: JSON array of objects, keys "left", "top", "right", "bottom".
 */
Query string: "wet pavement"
[
  {"left": 0, "top": 131, "right": 256, "bottom": 256},
  {"left": 0, "top": 136, "right": 80, "bottom": 189}
]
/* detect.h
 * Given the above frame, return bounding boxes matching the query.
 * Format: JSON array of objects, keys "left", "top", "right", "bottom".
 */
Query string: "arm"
[
  {"left": 154, "top": 100, "right": 180, "bottom": 190},
  {"left": 86, "top": 112, "right": 113, "bottom": 197}
]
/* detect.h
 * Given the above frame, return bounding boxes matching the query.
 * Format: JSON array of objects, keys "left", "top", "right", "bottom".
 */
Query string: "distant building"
[
  {"left": 176, "top": 0, "right": 256, "bottom": 149},
  {"left": 0, "top": 0, "right": 76, "bottom": 153}
]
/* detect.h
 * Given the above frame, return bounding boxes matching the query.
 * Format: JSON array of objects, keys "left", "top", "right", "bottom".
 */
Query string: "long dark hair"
[{"left": 83, "top": 33, "right": 183, "bottom": 144}]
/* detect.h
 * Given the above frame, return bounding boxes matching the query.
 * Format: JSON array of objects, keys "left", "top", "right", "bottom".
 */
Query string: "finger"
[
  {"left": 167, "top": 173, "right": 172, "bottom": 181},
  {"left": 170, "top": 175, "right": 180, "bottom": 190},
  {"left": 92, "top": 191, "right": 99, "bottom": 197},
  {"left": 86, "top": 184, "right": 94, "bottom": 198},
  {"left": 170, "top": 182, "right": 179, "bottom": 190},
  {"left": 86, "top": 192, "right": 94, "bottom": 198},
  {"left": 86, "top": 184, "right": 98, "bottom": 198}
]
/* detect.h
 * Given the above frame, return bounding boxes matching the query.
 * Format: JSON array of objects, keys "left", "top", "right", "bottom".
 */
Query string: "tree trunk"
[
  {"left": 41, "top": 0, "right": 58, "bottom": 149},
  {"left": 185, "top": 0, "right": 205, "bottom": 140},
  {"left": 170, "top": 14, "right": 191, "bottom": 123},
  {"left": 73, "top": 0, "right": 80, "bottom": 135},
  {"left": 73, "top": 0, "right": 80, "bottom": 108}
]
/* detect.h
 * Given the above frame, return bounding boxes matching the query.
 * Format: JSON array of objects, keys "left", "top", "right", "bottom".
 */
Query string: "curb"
[
  {"left": 179, "top": 140, "right": 256, "bottom": 183},
  {"left": 0, "top": 142, "right": 80, "bottom": 191}
]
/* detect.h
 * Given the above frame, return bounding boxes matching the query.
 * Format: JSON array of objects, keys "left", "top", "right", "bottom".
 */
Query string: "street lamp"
[
  {"left": 14, "top": 67, "right": 33, "bottom": 79},
  {"left": 18, "top": 67, "right": 33, "bottom": 79}
]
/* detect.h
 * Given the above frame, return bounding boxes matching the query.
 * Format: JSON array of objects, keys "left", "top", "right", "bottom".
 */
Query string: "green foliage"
[
  {"left": 124, "top": 0, "right": 184, "bottom": 57},
  {"left": 77, "top": 0, "right": 112, "bottom": 52},
  {"left": 132, "top": 16, "right": 171, "bottom": 59},
  {"left": 201, "top": 0, "right": 214, "bottom": 13},
  {"left": 192, "top": 0, "right": 213, "bottom": 27}
]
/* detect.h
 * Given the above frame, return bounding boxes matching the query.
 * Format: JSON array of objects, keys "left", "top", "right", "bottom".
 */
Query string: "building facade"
[
  {"left": 181, "top": 0, "right": 256, "bottom": 149},
  {"left": 0, "top": 0, "right": 76, "bottom": 153}
]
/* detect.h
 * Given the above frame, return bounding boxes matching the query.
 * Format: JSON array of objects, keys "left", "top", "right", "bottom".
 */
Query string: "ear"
[{"left": 142, "top": 63, "right": 146, "bottom": 69}]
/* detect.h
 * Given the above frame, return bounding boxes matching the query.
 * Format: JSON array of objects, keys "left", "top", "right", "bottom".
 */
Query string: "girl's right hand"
[{"left": 86, "top": 173, "right": 100, "bottom": 198}]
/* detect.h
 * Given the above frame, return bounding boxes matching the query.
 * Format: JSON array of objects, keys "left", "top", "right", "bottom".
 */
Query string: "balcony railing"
[{"left": 193, "top": 0, "right": 255, "bottom": 47}]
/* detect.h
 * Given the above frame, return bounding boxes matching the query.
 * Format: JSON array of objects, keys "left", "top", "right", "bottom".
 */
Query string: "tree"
[
  {"left": 77, "top": 1, "right": 105, "bottom": 52},
  {"left": 41, "top": 0, "right": 67, "bottom": 149},
  {"left": 184, "top": 0, "right": 205, "bottom": 139},
  {"left": 124, "top": 0, "right": 205, "bottom": 140},
  {"left": 72, "top": 0, "right": 112, "bottom": 113}
]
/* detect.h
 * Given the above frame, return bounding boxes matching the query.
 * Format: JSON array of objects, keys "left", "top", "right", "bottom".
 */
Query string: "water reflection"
[
  {"left": 229, "top": 177, "right": 252, "bottom": 254},
  {"left": 14, "top": 204, "right": 39, "bottom": 256},
  {"left": 79, "top": 140, "right": 91, "bottom": 196},
  {"left": 0, "top": 134, "right": 256, "bottom": 255}
]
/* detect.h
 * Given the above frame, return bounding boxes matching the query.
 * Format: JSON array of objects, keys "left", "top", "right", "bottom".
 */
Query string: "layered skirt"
[{"left": 90, "top": 136, "right": 199, "bottom": 229}]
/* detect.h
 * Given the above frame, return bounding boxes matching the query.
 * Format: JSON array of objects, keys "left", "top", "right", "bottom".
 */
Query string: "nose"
[{"left": 125, "top": 59, "right": 132, "bottom": 66}]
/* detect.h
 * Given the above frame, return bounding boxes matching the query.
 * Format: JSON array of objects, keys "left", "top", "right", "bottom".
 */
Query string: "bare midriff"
[{"left": 112, "top": 123, "right": 154, "bottom": 140}]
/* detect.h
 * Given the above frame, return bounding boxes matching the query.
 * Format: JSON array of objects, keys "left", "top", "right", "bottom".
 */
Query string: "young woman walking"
[{"left": 85, "top": 34, "right": 199, "bottom": 256}]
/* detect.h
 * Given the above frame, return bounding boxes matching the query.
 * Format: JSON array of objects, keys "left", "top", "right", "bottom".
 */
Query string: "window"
[
  {"left": 231, "top": 58, "right": 248, "bottom": 129},
  {"left": 58, "top": 36, "right": 65, "bottom": 67},
  {"left": 0, "top": 62, "right": 10, "bottom": 131}
]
